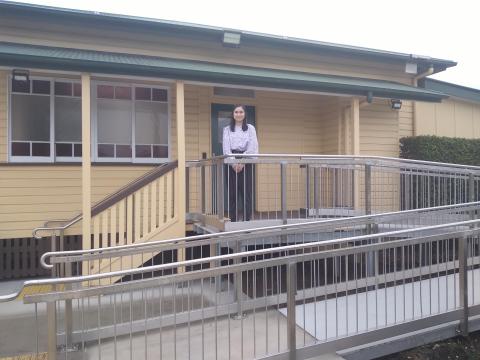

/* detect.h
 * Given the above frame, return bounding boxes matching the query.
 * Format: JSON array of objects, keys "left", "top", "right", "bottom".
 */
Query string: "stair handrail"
[{"left": 32, "top": 161, "right": 178, "bottom": 239}]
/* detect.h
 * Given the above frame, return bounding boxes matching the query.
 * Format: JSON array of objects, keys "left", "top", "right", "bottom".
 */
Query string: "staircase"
[{"left": 33, "top": 161, "right": 183, "bottom": 276}]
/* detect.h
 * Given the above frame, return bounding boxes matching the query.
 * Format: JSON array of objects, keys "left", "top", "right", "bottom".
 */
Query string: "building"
[{"left": 0, "top": 0, "right": 469, "bottom": 278}]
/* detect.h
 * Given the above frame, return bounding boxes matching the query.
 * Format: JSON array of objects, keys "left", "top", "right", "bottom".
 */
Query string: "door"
[{"left": 211, "top": 104, "right": 256, "bottom": 217}]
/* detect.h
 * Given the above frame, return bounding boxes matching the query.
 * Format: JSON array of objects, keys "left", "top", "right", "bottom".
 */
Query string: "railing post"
[
  {"left": 47, "top": 301, "right": 57, "bottom": 360},
  {"left": 287, "top": 262, "right": 297, "bottom": 360},
  {"left": 365, "top": 164, "right": 375, "bottom": 277},
  {"left": 217, "top": 159, "right": 224, "bottom": 220},
  {"left": 51, "top": 231, "right": 57, "bottom": 278},
  {"left": 313, "top": 167, "right": 319, "bottom": 218},
  {"left": 64, "top": 252, "right": 73, "bottom": 352},
  {"left": 201, "top": 163, "right": 206, "bottom": 215},
  {"left": 365, "top": 164, "right": 372, "bottom": 216},
  {"left": 459, "top": 234, "right": 469, "bottom": 336},
  {"left": 281, "top": 162, "right": 288, "bottom": 224},
  {"left": 185, "top": 166, "right": 190, "bottom": 213},
  {"left": 305, "top": 165, "right": 310, "bottom": 218},
  {"left": 233, "top": 240, "right": 245, "bottom": 319}
]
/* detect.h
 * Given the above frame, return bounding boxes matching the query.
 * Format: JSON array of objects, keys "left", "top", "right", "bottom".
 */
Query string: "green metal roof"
[
  {"left": 0, "top": 0, "right": 457, "bottom": 72},
  {"left": 0, "top": 42, "right": 447, "bottom": 102},
  {"left": 421, "top": 78, "right": 480, "bottom": 103}
]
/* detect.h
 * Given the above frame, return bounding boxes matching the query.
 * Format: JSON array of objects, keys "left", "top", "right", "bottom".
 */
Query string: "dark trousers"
[{"left": 227, "top": 164, "right": 253, "bottom": 222}]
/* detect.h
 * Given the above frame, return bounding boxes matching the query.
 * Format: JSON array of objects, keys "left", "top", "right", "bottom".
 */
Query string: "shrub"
[{"left": 400, "top": 135, "right": 480, "bottom": 166}]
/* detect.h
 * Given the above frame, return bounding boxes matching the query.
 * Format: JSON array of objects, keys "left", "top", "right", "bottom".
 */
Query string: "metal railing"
[
  {"left": 3, "top": 215, "right": 480, "bottom": 359},
  {"left": 38, "top": 202, "right": 480, "bottom": 279},
  {"left": 186, "top": 154, "right": 480, "bottom": 226},
  {"left": 30, "top": 162, "right": 178, "bottom": 276}
]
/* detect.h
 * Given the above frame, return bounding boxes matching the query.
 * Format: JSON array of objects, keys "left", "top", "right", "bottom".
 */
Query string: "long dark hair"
[{"left": 229, "top": 104, "right": 248, "bottom": 132}]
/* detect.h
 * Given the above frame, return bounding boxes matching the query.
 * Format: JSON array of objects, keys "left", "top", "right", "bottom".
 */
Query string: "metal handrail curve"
[
  {"left": 5, "top": 218, "right": 480, "bottom": 304},
  {"left": 39, "top": 201, "right": 480, "bottom": 269},
  {"left": 187, "top": 153, "right": 480, "bottom": 173},
  {"left": 32, "top": 161, "right": 178, "bottom": 239}
]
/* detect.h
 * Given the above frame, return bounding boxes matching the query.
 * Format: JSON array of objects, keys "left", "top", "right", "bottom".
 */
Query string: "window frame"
[
  {"left": 8, "top": 76, "right": 171, "bottom": 164},
  {"left": 92, "top": 80, "right": 171, "bottom": 164},
  {"left": 8, "top": 75, "right": 55, "bottom": 163},
  {"left": 53, "top": 78, "right": 83, "bottom": 162}
]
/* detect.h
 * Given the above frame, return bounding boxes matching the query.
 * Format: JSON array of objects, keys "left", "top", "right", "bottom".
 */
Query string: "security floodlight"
[
  {"left": 223, "top": 31, "right": 241, "bottom": 47},
  {"left": 391, "top": 99, "right": 402, "bottom": 110},
  {"left": 12, "top": 69, "right": 29, "bottom": 82}
]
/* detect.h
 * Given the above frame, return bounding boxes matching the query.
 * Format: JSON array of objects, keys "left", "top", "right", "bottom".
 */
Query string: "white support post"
[
  {"left": 176, "top": 81, "right": 186, "bottom": 266},
  {"left": 82, "top": 74, "right": 91, "bottom": 253}
]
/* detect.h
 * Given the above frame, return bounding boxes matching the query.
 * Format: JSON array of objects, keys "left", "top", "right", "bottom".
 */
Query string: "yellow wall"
[
  {"left": 0, "top": 165, "right": 155, "bottom": 238},
  {"left": 1, "top": 74, "right": 415, "bottom": 238},
  {"left": 415, "top": 99, "right": 480, "bottom": 138},
  {"left": 0, "top": 11, "right": 413, "bottom": 85},
  {"left": 360, "top": 100, "right": 400, "bottom": 157}
]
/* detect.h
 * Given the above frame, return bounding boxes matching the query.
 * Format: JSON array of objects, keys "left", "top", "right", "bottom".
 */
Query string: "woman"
[{"left": 222, "top": 105, "right": 259, "bottom": 222}]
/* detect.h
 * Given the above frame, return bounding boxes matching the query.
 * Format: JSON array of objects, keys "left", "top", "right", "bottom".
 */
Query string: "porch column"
[
  {"left": 176, "top": 81, "right": 186, "bottom": 266},
  {"left": 350, "top": 98, "right": 360, "bottom": 210},
  {"left": 81, "top": 73, "right": 91, "bottom": 250},
  {"left": 350, "top": 97, "right": 360, "bottom": 155}
]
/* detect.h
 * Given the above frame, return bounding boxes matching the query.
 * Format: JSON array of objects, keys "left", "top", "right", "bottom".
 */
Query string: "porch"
[{"left": 0, "top": 41, "right": 448, "bottom": 281}]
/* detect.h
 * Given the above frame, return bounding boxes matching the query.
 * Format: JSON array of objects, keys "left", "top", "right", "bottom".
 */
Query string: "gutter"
[{"left": 412, "top": 66, "right": 435, "bottom": 136}]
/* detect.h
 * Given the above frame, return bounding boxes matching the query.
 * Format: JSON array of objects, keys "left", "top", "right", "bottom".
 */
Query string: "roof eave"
[
  {"left": 0, "top": 0, "right": 457, "bottom": 69},
  {"left": 0, "top": 52, "right": 447, "bottom": 103}
]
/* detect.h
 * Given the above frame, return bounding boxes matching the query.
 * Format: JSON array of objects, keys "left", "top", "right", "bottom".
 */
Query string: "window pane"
[
  {"left": 11, "top": 94, "right": 50, "bottom": 142},
  {"left": 32, "top": 80, "right": 50, "bottom": 95},
  {"left": 97, "top": 85, "right": 114, "bottom": 99},
  {"left": 74, "top": 144, "right": 82, "bottom": 157},
  {"left": 56, "top": 143, "right": 72, "bottom": 157},
  {"left": 97, "top": 99, "right": 132, "bottom": 145},
  {"left": 98, "top": 144, "right": 114, "bottom": 158},
  {"left": 135, "top": 101, "right": 168, "bottom": 145},
  {"left": 55, "top": 97, "right": 81, "bottom": 142},
  {"left": 12, "top": 79, "right": 30, "bottom": 93},
  {"left": 116, "top": 145, "right": 132, "bottom": 158},
  {"left": 135, "top": 145, "right": 151, "bottom": 158},
  {"left": 153, "top": 145, "right": 168, "bottom": 158},
  {"left": 11, "top": 142, "right": 30, "bottom": 156},
  {"left": 55, "top": 82, "right": 72, "bottom": 96},
  {"left": 73, "top": 83, "right": 82, "bottom": 97},
  {"left": 115, "top": 86, "right": 131, "bottom": 100},
  {"left": 32, "top": 142, "right": 50, "bottom": 156},
  {"left": 135, "top": 87, "right": 151, "bottom": 101},
  {"left": 152, "top": 88, "right": 168, "bottom": 102}
]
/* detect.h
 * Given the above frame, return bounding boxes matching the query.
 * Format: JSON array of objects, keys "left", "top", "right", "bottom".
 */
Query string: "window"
[
  {"left": 10, "top": 79, "right": 51, "bottom": 159},
  {"left": 54, "top": 81, "right": 82, "bottom": 159},
  {"left": 9, "top": 77, "right": 170, "bottom": 163},
  {"left": 9, "top": 77, "right": 82, "bottom": 162},
  {"left": 94, "top": 83, "right": 169, "bottom": 162}
]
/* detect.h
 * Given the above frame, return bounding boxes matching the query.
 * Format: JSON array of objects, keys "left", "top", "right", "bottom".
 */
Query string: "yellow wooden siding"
[
  {"left": 0, "top": 71, "right": 7, "bottom": 162},
  {"left": 0, "top": 12, "right": 413, "bottom": 84},
  {"left": 319, "top": 97, "right": 341, "bottom": 154},
  {"left": 415, "top": 99, "right": 480, "bottom": 138},
  {"left": 398, "top": 101, "right": 414, "bottom": 138},
  {"left": 0, "top": 165, "right": 154, "bottom": 238},
  {"left": 360, "top": 101, "right": 400, "bottom": 157}
]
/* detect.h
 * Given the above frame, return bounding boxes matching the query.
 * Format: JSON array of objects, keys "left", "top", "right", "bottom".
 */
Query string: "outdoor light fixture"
[
  {"left": 222, "top": 31, "right": 241, "bottom": 47},
  {"left": 391, "top": 99, "right": 402, "bottom": 110},
  {"left": 12, "top": 69, "right": 29, "bottom": 82}
]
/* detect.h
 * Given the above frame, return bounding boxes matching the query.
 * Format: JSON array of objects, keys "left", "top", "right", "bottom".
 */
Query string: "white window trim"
[
  {"left": 53, "top": 78, "right": 82, "bottom": 162},
  {"left": 92, "top": 80, "right": 171, "bottom": 164},
  {"left": 8, "top": 76, "right": 83, "bottom": 163},
  {"left": 8, "top": 76, "right": 171, "bottom": 164},
  {"left": 8, "top": 75, "right": 54, "bottom": 163}
]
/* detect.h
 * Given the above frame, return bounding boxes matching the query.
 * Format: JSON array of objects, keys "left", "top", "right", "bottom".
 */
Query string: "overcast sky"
[{"left": 7, "top": 0, "right": 480, "bottom": 89}]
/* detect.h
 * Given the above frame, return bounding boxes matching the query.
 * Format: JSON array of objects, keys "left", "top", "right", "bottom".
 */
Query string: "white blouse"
[{"left": 222, "top": 124, "right": 259, "bottom": 156}]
